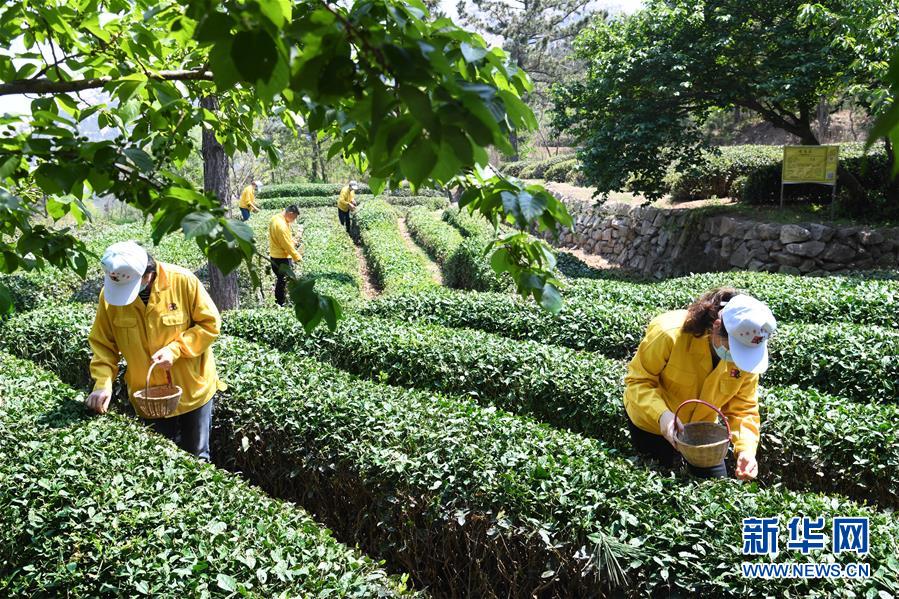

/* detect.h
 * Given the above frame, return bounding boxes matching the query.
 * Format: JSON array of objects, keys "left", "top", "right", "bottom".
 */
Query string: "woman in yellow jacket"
[
  {"left": 86, "top": 241, "right": 224, "bottom": 461},
  {"left": 624, "top": 288, "right": 776, "bottom": 479}
]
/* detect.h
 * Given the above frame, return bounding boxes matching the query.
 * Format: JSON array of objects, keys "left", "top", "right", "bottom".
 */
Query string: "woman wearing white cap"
[
  {"left": 623, "top": 287, "right": 777, "bottom": 479},
  {"left": 85, "top": 241, "right": 224, "bottom": 461}
]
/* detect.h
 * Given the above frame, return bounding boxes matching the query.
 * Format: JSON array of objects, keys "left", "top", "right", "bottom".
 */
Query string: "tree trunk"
[
  {"left": 308, "top": 126, "right": 320, "bottom": 181},
  {"left": 201, "top": 95, "right": 239, "bottom": 311}
]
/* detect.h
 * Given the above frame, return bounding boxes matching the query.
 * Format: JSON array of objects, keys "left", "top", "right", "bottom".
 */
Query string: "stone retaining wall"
[{"left": 541, "top": 196, "right": 899, "bottom": 278}]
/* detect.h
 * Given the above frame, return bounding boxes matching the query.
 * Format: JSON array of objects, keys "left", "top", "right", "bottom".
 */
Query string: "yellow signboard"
[{"left": 782, "top": 145, "right": 839, "bottom": 184}]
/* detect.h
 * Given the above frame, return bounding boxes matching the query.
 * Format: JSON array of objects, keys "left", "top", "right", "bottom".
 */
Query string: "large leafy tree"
[
  {"left": 455, "top": 0, "right": 597, "bottom": 158},
  {"left": 551, "top": 0, "right": 895, "bottom": 206},
  {"left": 0, "top": 0, "right": 571, "bottom": 327}
]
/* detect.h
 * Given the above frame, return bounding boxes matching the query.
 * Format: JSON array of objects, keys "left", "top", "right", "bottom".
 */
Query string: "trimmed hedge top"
[{"left": 0, "top": 352, "right": 414, "bottom": 598}]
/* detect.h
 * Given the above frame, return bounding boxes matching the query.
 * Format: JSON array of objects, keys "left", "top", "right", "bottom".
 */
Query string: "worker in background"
[
  {"left": 337, "top": 180, "right": 359, "bottom": 234},
  {"left": 86, "top": 241, "right": 224, "bottom": 461},
  {"left": 239, "top": 180, "right": 262, "bottom": 221},
  {"left": 268, "top": 205, "right": 301, "bottom": 307}
]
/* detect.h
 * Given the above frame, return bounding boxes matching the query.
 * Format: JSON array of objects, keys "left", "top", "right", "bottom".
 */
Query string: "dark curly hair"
[{"left": 682, "top": 287, "right": 740, "bottom": 337}]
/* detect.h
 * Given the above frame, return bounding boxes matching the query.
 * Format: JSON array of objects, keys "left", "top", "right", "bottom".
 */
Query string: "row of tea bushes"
[
  {"left": 224, "top": 308, "right": 899, "bottom": 509},
  {"left": 257, "top": 182, "right": 372, "bottom": 198},
  {"left": 355, "top": 199, "right": 437, "bottom": 294},
  {"left": 569, "top": 271, "right": 899, "bottom": 328},
  {"left": 262, "top": 195, "right": 447, "bottom": 211},
  {"left": 0, "top": 352, "right": 414, "bottom": 597},
  {"left": 363, "top": 289, "right": 899, "bottom": 403},
  {"left": 405, "top": 207, "right": 507, "bottom": 292},
  {"left": 1, "top": 221, "right": 206, "bottom": 313},
  {"left": 5, "top": 307, "right": 899, "bottom": 596},
  {"left": 295, "top": 209, "right": 363, "bottom": 309}
]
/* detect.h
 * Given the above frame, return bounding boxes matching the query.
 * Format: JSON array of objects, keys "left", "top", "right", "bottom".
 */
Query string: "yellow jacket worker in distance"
[
  {"left": 624, "top": 287, "right": 776, "bottom": 480},
  {"left": 268, "top": 205, "right": 301, "bottom": 307},
  {"left": 337, "top": 180, "right": 358, "bottom": 234},
  {"left": 86, "top": 241, "right": 223, "bottom": 461},
  {"left": 238, "top": 180, "right": 261, "bottom": 221}
]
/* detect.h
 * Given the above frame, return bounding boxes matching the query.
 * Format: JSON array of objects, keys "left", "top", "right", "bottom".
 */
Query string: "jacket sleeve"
[
  {"left": 88, "top": 298, "right": 119, "bottom": 392},
  {"left": 249, "top": 188, "right": 259, "bottom": 210},
  {"left": 723, "top": 375, "right": 760, "bottom": 456},
  {"left": 623, "top": 321, "right": 674, "bottom": 433},
  {"left": 279, "top": 220, "right": 301, "bottom": 261},
  {"left": 165, "top": 276, "right": 222, "bottom": 360}
]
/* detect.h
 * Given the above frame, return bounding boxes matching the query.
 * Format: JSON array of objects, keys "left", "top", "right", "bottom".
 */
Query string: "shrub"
[
  {"left": 296, "top": 208, "right": 363, "bottom": 309},
  {"left": 257, "top": 182, "right": 371, "bottom": 199},
  {"left": 405, "top": 206, "right": 464, "bottom": 265},
  {"left": 8, "top": 309, "right": 899, "bottom": 597},
  {"left": 385, "top": 195, "right": 449, "bottom": 209},
  {"left": 363, "top": 288, "right": 899, "bottom": 403},
  {"left": 0, "top": 352, "right": 414, "bottom": 598},
  {"left": 355, "top": 199, "right": 436, "bottom": 294},
  {"left": 543, "top": 158, "right": 579, "bottom": 184},
  {"left": 662, "top": 143, "right": 892, "bottom": 205},
  {"left": 568, "top": 271, "right": 899, "bottom": 329},
  {"left": 225, "top": 308, "right": 899, "bottom": 508}
]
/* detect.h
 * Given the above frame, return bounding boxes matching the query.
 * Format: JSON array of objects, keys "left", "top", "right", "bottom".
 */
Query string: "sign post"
[{"left": 781, "top": 145, "right": 839, "bottom": 215}]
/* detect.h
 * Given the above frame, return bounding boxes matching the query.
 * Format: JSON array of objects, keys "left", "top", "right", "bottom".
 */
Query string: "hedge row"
[
  {"left": 295, "top": 208, "right": 363, "bottom": 308},
  {"left": 7, "top": 306, "right": 899, "bottom": 597},
  {"left": 441, "top": 206, "right": 510, "bottom": 291},
  {"left": 405, "top": 207, "right": 507, "bottom": 292},
  {"left": 0, "top": 352, "right": 412, "bottom": 598},
  {"left": 263, "top": 194, "right": 447, "bottom": 211},
  {"left": 1, "top": 222, "right": 206, "bottom": 313},
  {"left": 224, "top": 308, "right": 899, "bottom": 509},
  {"left": 363, "top": 288, "right": 899, "bottom": 403},
  {"left": 355, "top": 199, "right": 436, "bottom": 294},
  {"left": 664, "top": 143, "right": 892, "bottom": 204},
  {"left": 257, "top": 182, "right": 372, "bottom": 198},
  {"left": 257, "top": 182, "right": 443, "bottom": 199},
  {"left": 502, "top": 154, "right": 583, "bottom": 185},
  {"left": 405, "top": 206, "right": 464, "bottom": 265},
  {"left": 568, "top": 270, "right": 899, "bottom": 328},
  {"left": 262, "top": 194, "right": 374, "bottom": 209}
]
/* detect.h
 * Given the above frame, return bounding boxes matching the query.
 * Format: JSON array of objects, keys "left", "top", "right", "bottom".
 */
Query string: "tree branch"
[{"left": 0, "top": 69, "right": 213, "bottom": 96}]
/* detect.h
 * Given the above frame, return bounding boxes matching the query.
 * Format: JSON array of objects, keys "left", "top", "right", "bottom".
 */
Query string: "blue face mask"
[{"left": 714, "top": 342, "right": 732, "bottom": 363}]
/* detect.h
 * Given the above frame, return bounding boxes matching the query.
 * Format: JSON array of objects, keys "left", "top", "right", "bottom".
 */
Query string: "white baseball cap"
[
  {"left": 721, "top": 294, "right": 777, "bottom": 374},
  {"left": 253, "top": 180, "right": 262, "bottom": 187},
  {"left": 100, "top": 241, "right": 148, "bottom": 306},
  {"left": 349, "top": 180, "right": 359, "bottom": 190}
]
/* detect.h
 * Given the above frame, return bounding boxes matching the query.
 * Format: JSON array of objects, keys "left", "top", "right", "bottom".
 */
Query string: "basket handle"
[
  {"left": 144, "top": 361, "right": 173, "bottom": 397},
  {"left": 673, "top": 399, "right": 731, "bottom": 439}
]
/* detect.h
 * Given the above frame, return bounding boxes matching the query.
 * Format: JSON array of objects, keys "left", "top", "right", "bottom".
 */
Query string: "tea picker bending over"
[
  {"left": 86, "top": 241, "right": 225, "bottom": 461},
  {"left": 623, "top": 288, "right": 776, "bottom": 480}
]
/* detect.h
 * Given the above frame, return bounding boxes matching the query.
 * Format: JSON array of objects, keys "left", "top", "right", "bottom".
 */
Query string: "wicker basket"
[
  {"left": 133, "top": 362, "right": 182, "bottom": 419},
  {"left": 674, "top": 399, "right": 731, "bottom": 468}
]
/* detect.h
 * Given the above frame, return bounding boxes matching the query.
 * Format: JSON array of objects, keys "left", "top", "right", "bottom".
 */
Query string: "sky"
[{"left": 0, "top": 0, "right": 643, "bottom": 117}]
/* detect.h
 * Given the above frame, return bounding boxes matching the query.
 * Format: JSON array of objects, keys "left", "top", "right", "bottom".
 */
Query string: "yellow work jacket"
[
  {"left": 623, "top": 310, "right": 760, "bottom": 456},
  {"left": 268, "top": 213, "right": 301, "bottom": 261},
  {"left": 88, "top": 263, "right": 224, "bottom": 418},
  {"left": 337, "top": 186, "right": 355, "bottom": 212},
  {"left": 238, "top": 185, "right": 258, "bottom": 210}
]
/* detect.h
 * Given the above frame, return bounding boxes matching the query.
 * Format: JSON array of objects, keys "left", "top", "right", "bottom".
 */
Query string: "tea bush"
[
  {"left": 364, "top": 288, "right": 899, "bottom": 402},
  {"left": 225, "top": 308, "right": 899, "bottom": 509},
  {"left": 5, "top": 307, "right": 899, "bottom": 596},
  {"left": 355, "top": 199, "right": 436, "bottom": 294},
  {"left": 0, "top": 352, "right": 414, "bottom": 598}
]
